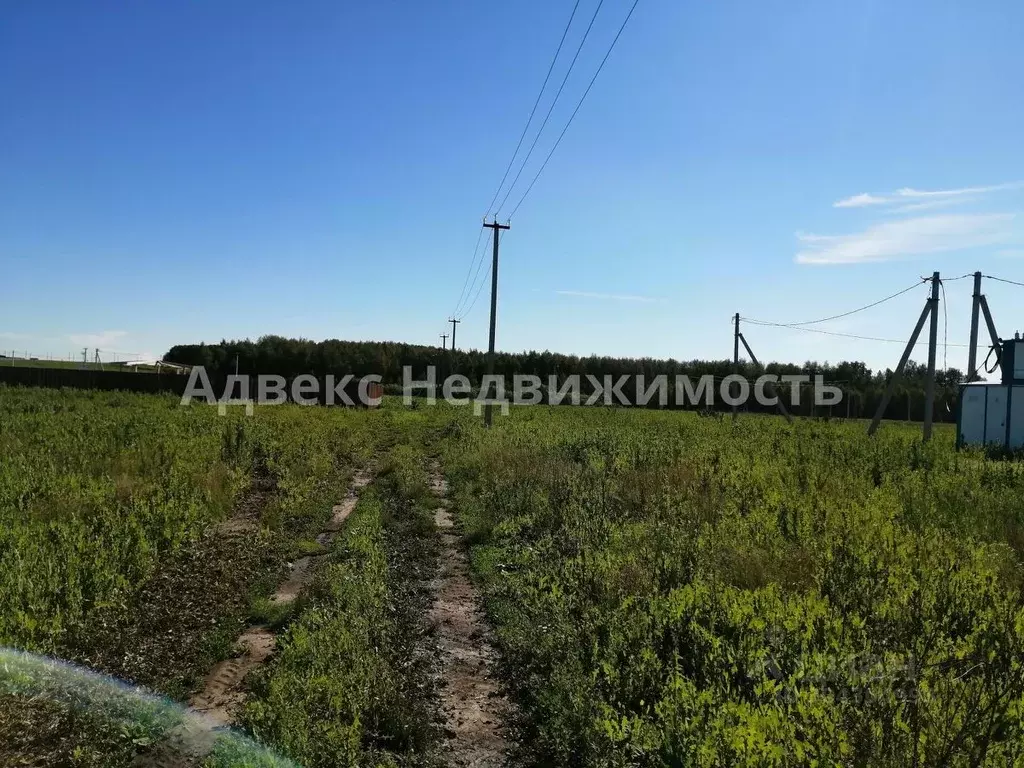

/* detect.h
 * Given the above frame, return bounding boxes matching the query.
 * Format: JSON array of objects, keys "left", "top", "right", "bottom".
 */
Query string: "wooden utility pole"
[
  {"left": 483, "top": 219, "right": 510, "bottom": 427},
  {"left": 923, "top": 271, "right": 940, "bottom": 441},
  {"left": 440, "top": 334, "right": 448, "bottom": 351},
  {"left": 448, "top": 317, "right": 461, "bottom": 351},
  {"left": 867, "top": 272, "right": 940, "bottom": 440},
  {"left": 732, "top": 313, "right": 740, "bottom": 421},
  {"left": 972, "top": 282, "right": 1008, "bottom": 380},
  {"left": 967, "top": 271, "right": 982, "bottom": 380},
  {"left": 737, "top": 332, "right": 792, "bottom": 423}
]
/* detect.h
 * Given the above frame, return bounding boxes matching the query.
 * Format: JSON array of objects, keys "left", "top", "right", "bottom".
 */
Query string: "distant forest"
[{"left": 165, "top": 336, "right": 972, "bottom": 422}]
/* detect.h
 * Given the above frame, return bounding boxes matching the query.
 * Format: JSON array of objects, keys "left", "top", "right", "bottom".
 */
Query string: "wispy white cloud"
[
  {"left": 834, "top": 192, "right": 890, "bottom": 208},
  {"left": 995, "top": 248, "right": 1024, "bottom": 259},
  {"left": 555, "top": 290, "right": 662, "bottom": 303},
  {"left": 68, "top": 330, "right": 129, "bottom": 349},
  {"left": 897, "top": 182, "right": 1022, "bottom": 199},
  {"left": 808, "top": 182, "right": 1023, "bottom": 265},
  {"left": 833, "top": 182, "right": 1022, "bottom": 209},
  {"left": 795, "top": 213, "right": 1015, "bottom": 265},
  {"left": 887, "top": 197, "right": 968, "bottom": 214}
]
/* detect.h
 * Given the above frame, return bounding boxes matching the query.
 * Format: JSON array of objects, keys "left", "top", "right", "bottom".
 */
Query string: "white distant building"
[{"left": 116, "top": 359, "right": 192, "bottom": 373}]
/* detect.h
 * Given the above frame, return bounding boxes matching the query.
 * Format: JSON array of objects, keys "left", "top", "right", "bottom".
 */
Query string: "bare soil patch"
[
  {"left": 187, "top": 469, "right": 373, "bottom": 722},
  {"left": 133, "top": 469, "right": 374, "bottom": 766},
  {"left": 71, "top": 489, "right": 275, "bottom": 699},
  {"left": 427, "top": 470, "right": 510, "bottom": 767}
]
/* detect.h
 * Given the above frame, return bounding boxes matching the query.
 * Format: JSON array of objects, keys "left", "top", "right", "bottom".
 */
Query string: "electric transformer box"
[
  {"left": 1001, "top": 338, "right": 1024, "bottom": 385},
  {"left": 958, "top": 383, "right": 1024, "bottom": 449}
]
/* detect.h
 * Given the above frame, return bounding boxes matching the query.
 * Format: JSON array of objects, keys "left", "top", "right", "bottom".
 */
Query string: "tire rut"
[
  {"left": 427, "top": 465, "right": 511, "bottom": 768},
  {"left": 136, "top": 469, "right": 374, "bottom": 766}
]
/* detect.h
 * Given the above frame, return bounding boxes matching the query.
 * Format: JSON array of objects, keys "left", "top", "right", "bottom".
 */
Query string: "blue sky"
[{"left": 2, "top": 0, "right": 1023, "bottom": 372}]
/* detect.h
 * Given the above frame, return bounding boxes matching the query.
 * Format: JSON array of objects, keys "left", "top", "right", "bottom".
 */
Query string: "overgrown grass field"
[
  {"left": 448, "top": 409, "right": 1024, "bottom": 765},
  {"left": 2, "top": 386, "right": 1024, "bottom": 766},
  {"left": 0, "top": 387, "right": 402, "bottom": 765}
]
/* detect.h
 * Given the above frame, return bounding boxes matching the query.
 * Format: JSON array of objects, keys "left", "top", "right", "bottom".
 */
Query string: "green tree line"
[{"left": 165, "top": 336, "right": 969, "bottom": 422}]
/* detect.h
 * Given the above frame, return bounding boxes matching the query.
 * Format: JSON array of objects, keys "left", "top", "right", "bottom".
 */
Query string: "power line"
[
  {"left": 451, "top": 1, "right": 640, "bottom": 334},
  {"left": 461, "top": 228, "right": 507, "bottom": 320},
  {"left": 459, "top": 227, "right": 496, "bottom": 320},
  {"left": 494, "top": 0, "right": 609, "bottom": 217},
  {"left": 484, "top": 0, "right": 582, "bottom": 217},
  {"left": 97, "top": 349, "right": 144, "bottom": 357},
  {"left": 461, "top": 262, "right": 493, "bottom": 320},
  {"left": 741, "top": 317, "right": 970, "bottom": 347},
  {"left": 966, "top": 343, "right": 1002, "bottom": 382},
  {"left": 984, "top": 274, "right": 1024, "bottom": 288},
  {"left": 741, "top": 279, "right": 926, "bottom": 328},
  {"left": 507, "top": 0, "right": 642, "bottom": 219},
  {"left": 452, "top": 225, "right": 487, "bottom": 317},
  {"left": 453, "top": 1, "right": 590, "bottom": 325},
  {"left": 984, "top": 345, "right": 1001, "bottom": 375}
]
